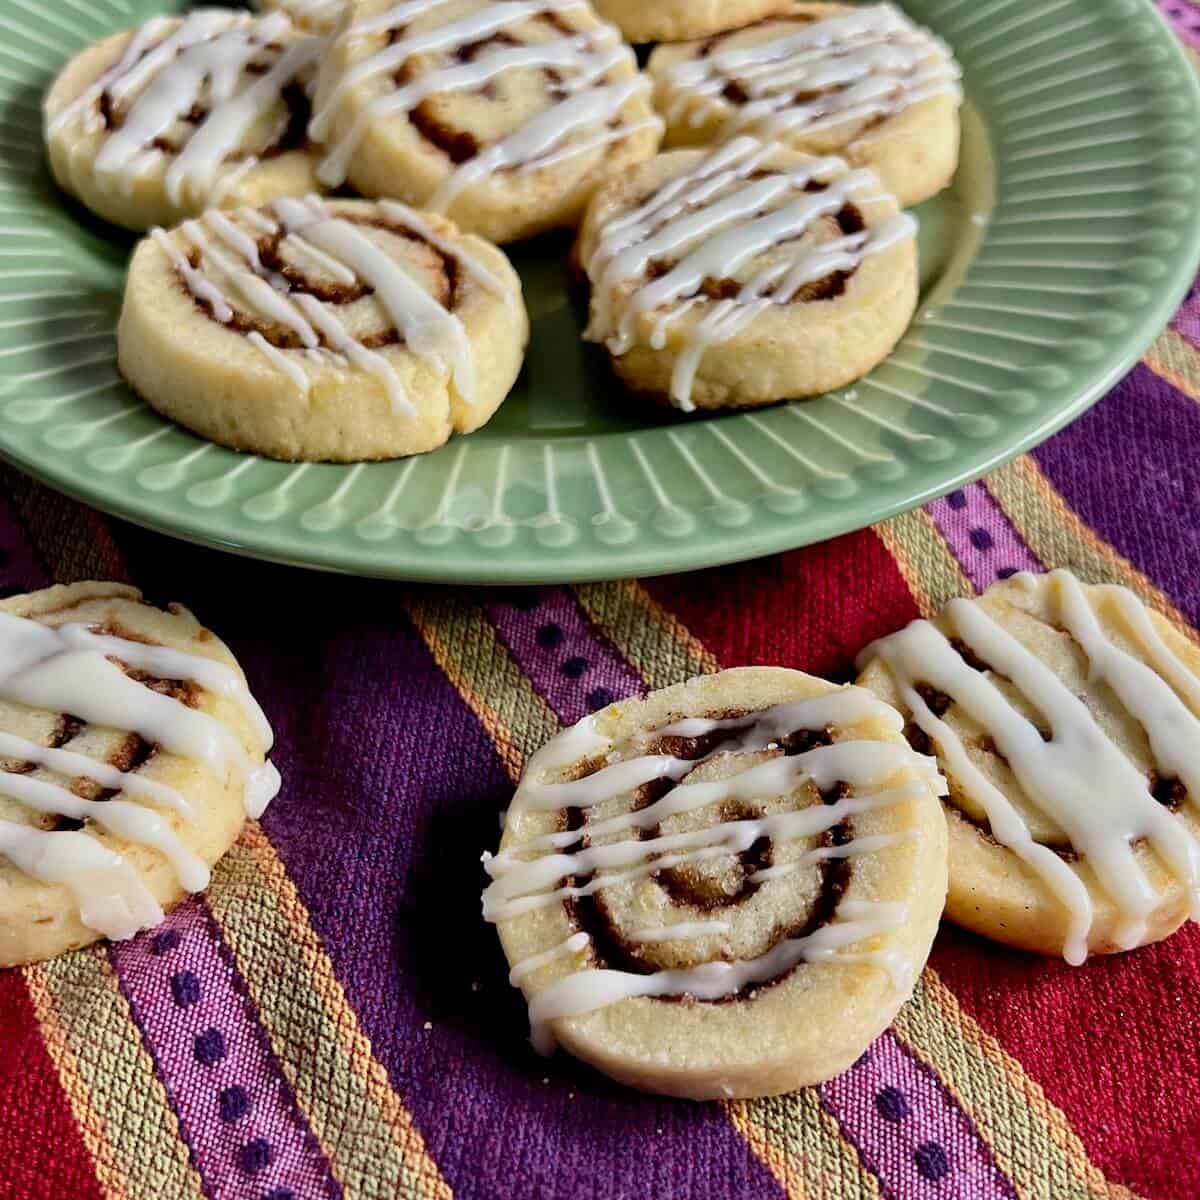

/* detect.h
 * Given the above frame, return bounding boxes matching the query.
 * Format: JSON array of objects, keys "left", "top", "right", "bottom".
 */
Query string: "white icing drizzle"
[
  {"left": 152, "top": 195, "right": 505, "bottom": 411},
  {"left": 0, "top": 821, "right": 163, "bottom": 941},
  {"left": 0, "top": 605, "right": 278, "bottom": 943},
  {"left": 311, "top": 0, "right": 660, "bottom": 199},
  {"left": 509, "top": 930, "right": 590, "bottom": 985},
  {"left": 53, "top": 10, "right": 324, "bottom": 210},
  {"left": 859, "top": 569, "right": 1200, "bottom": 964},
  {"left": 582, "top": 136, "right": 916, "bottom": 411},
  {"left": 486, "top": 687, "right": 941, "bottom": 1051},
  {"left": 525, "top": 900, "right": 907, "bottom": 1054},
  {"left": 0, "top": 728, "right": 190, "bottom": 816},
  {"left": 664, "top": 3, "right": 961, "bottom": 144},
  {"left": 627, "top": 920, "right": 730, "bottom": 945}
]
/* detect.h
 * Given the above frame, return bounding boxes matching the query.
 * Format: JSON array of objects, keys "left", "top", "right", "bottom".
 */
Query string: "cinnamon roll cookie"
[
  {"left": 857, "top": 570, "right": 1200, "bottom": 964},
  {"left": 592, "top": 0, "right": 790, "bottom": 45},
  {"left": 647, "top": 3, "right": 962, "bottom": 207},
  {"left": 255, "top": 0, "right": 347, "bottom": 36},
  {"left": 0, "top": 582, "right": 280, "bottom": 968},
  {"left": 309, "top": 0, "right": 663, "bottom": 244},
  {"left": 44, "top": 10, "right": 326, "bottom": 233},
  {"left": 118, "top": 196, "right": 528, "bottom": 462},
  {"left": 485, "top": 667, "right": 948, "bottom": 1099},
  {"left": 577, "top": 137, "right": 917, "bottom": 412}
]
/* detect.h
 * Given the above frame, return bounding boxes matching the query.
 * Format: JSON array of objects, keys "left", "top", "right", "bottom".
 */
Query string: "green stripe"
[
  {"left": 895, "top": 976, "right": 1129, "bottom": 1200},
  {"left": 573, "top": 581, "right": 713, "bottom": 688},
  {"left": 876, "top": 508, "right": 976, "bottom": 612},
  {"left": 207, "top": 841, "right": 436, "bottom": 1200},
  {"left": 38, "top": 950, "right": 204, "bottom": 1200},
  {"left": 408, "top": 593, "right": 560, "bottom": 762}
]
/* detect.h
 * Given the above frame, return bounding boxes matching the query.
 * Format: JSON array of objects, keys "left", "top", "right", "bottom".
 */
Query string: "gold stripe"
[
  {"left": 727, "top": 1091, "right": 883, "bottom": 1200},
  {"left": 215, "top": 827, "right": 452, "bottom": 1200},
  {"left": 1144, "top": 326, "right": 1200, "bottom": 404},
  {"left": 31, "top": 951, "right": 205, "bottom": 1200},
  {"left": 573, "top": 580, "right": 717, "bottom": 686},
  {"left": 986, "top": 456, "right": 1199, "bottom": 644},
  {"left": 22, "top": 965, "right": 132, "bottom": 1200},
  {"left": 896, "top": 972, "right": 1140, "bottom": 1200},
  {"left": 875, "top": 509, "right": 976, "bottom": 615},
  {"left": 407, "top": 591, "right": 560, "bottom": 778}
]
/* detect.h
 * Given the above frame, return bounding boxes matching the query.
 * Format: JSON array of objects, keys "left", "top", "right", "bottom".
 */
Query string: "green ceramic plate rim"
[{"left": 0, "top": 0, "right": 1198, "bottom": 583}]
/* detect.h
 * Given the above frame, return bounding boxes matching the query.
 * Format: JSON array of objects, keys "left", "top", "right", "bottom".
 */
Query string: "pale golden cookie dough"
[
  {"left": 577, "top": 141, "right": 918, "bottom": 411},
  {"left": 255, "top": 0, "right": 347, "bottom": 35},
  {"left": 593, "top": 0, "right": 790, "bottom": 44},
  {"left": 44, "top": 10, "right": 327, "bottom": 233},
  {"left": 118, "top": 197, "right": 529, "bottom": 462},
  {"left": 858, "top": 571, "right": 1200, "bottom": 961},
  {"left": 309, "top": 0, "right": 663, "bottom": 244},
  {"left": 647, "top": 3, "right": 962, "bottom": 207},
  {"left": 0, "top": 583, "right": 274, "bottom": 968},
  {"left": 488, "top": 667, "right": 948, "bottom": 1100}
]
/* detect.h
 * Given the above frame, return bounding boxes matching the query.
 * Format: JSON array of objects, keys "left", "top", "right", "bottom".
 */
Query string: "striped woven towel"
[{"left": 3, "top": 7, "right": 1200, "bottom": 1199}]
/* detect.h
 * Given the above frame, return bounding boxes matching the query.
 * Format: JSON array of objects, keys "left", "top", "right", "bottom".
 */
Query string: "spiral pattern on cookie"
[
  {"left": 0, "top": 584, "right": 278, "bottom": 964},
  {"left": 118, "top": 196, "right": 527, "bottom": 461},
  {"left": 44, "top": 11, "right": 326, "bottom": 230},
  {"left": 579, "top": 137, "right": 917, "bottom": 411},
  {"left": 486, "top": 669, "right": 948, "bottom": 1099},
  {"left": 858, "top": 570, "right": 1200, "bottom": 964},
  {"left": 647, "top": 3, "right": 962, "bottom": 207},
  {"left": 308, "top": 0, "right": 663, "bottom": 242}
]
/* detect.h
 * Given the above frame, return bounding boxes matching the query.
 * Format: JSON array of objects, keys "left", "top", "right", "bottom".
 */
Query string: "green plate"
[{"left": 1, "top": 0, "right": 1198, "bottom": 582}]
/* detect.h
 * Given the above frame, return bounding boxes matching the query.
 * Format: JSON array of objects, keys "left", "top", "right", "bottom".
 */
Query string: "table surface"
[{"left": 3, "top": 6, "right": 1200, "bottom": 1200}]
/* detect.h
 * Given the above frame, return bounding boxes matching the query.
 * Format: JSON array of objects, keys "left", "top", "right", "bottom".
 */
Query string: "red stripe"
[
  {"left": 932, "top": 926, "right": 1200, "bottom": 1200},
  {"left": 0, "top": 971, "right": 105, "bottom": 1200},
  {"left": 642, "top": 530, "right": 919, "bottom": 679}
]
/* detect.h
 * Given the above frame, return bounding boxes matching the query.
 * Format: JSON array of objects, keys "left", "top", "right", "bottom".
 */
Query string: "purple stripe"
[
  {"left": 0, "top": 489, "right": 50, "bottom": 595},
  {"left": 110, "top": 899, "right": 340, "bottom": 1200},
  {"left": 1169, "top": 275, "right": 1200, "bottom": 349},
  {"left": 107, "top": 528, "right": 788, "bottom": 1200},
  {"left": 1034, "top": 362, "right": 1200, "bottom": 625},
  {"left": 821, "top": 1033, "right": 1017, "bottom": 1199},
  {"left": 926, "top": 483, "right": 1043, "bottom": 592},
  {"left": 484, "top": 587, "right": 646, "bottom": 723},
  {"left": 1158, "top": 0, "right": 1200, "bottom": 48}
]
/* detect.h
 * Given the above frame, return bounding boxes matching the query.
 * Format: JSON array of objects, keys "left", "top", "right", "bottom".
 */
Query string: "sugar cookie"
[
  {"left": 0, "top": 582, "right": 279, "bottom": 967},
  {"left": 647, "top": 3, "right": 962, "bottom": 207},
  {"left": 858, "top": 570, "right": 1200, "bottom": 963},
  {"left": 309, "top": 0, "right": 663, "bottom": 243},
  {"left": 118, "top": 196, "right": 528, "bottom": 462},
  {"left": 592, "top": 0, "right": 790, "bottom": 45},
  {"left": 44, "top": 10, "right": 326, "bottom": 232},
  {"left": 485, "top": 667, "right": 947, "bottom": 1099},
  {"left": 577, "top": 137, "right": 917, "bottom": 411}
]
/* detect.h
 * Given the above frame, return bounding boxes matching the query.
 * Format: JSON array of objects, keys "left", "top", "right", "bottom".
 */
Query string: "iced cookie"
[
  {"left": 858, "top": 570, "right": 1200, "bottom": 964},
  {"left": 0, "top": 582, "right": 279, "bottom": 967},
  {"left": 577, "top": 137, "right": 917, "bottom": 411},
  {"left": 485, "top": 667, "right": 947, "bottom": 1099},
  {"left": 647, "top": 3, "right": 962, "bottom": 207},
  {"left": 593, "top": 0, "right": 790, "bottom": 45},
  {"left": 44, "top": 10, "right": 327, "bottom": 233},
  {"left": 309, "top": 0, "right": 663, "bottom": 243},
  {"left": 118, "top": 196, "right": 528, "bottom": 462},
  {"left": 255, "top": 0, "right": 347, "bottom": 35}
]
